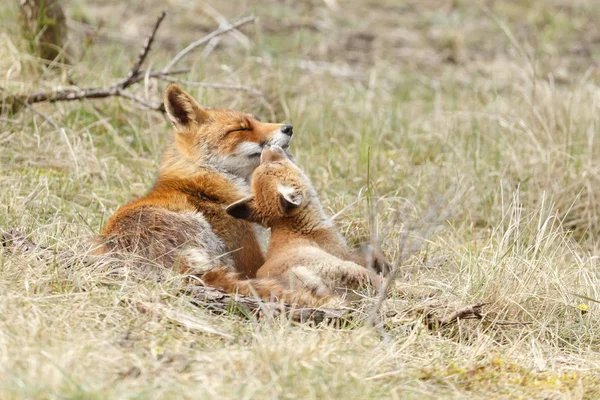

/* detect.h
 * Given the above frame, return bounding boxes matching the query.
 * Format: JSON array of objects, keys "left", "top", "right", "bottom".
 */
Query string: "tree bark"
[{"left": 18, "top": 0, "right": 68, "bottom": 63}]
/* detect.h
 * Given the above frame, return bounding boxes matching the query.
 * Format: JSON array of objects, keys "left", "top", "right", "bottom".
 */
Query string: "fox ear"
[
  {"left": 163, "top": 84, "right": 209, "bottom": 131},
  {"left": 226, "top": 196, "right": 258, "bottom": 221},
  {"left": 277, "top": 185, "right": 303, "bottom": 213}
]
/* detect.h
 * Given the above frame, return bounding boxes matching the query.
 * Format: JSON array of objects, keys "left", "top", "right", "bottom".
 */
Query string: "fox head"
[
  {"left": 226, "top": 145, "right": 326, "bottom": 229},
  {"left": 161, "top": 84, "right": 294, "bottom": 181}
]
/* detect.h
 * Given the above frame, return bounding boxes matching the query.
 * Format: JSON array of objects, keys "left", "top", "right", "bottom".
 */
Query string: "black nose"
[{"left": 281, "top": 124, "right": 293, "bottom": 136}]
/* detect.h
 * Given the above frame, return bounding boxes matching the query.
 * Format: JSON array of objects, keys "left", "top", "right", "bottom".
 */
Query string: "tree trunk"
[{"left": 18, "top": 0, "right": 68, "bottom": 63}]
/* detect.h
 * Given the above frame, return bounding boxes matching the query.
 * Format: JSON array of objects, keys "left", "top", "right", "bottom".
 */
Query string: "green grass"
[{"left": 2, "top": 0, "right": 600, "bottom": 398}]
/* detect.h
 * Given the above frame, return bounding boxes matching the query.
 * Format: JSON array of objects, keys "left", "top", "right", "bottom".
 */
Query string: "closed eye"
[{"left": 227, "top": 127, "right": 251, "bottom": 135}]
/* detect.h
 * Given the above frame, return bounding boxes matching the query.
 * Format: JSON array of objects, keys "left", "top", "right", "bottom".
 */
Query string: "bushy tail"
[{"left": 200, "top": 267, "right": 330, "bottom": 307}]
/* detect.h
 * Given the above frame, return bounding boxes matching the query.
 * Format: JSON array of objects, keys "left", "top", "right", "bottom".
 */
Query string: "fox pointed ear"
[
  {"left": 226, "top": 196, "right": 257, "bottom": 221},
  {"left": 163, "top": 84, "right": 209, "bottom": 131},
  {"left": 277, "top": 185, "right": 303, "bottom": 213}
]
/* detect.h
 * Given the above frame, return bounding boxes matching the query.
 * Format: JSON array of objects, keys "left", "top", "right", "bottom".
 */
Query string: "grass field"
[{"left": 2, "top": 0, "right": 600, "bottom": 398}]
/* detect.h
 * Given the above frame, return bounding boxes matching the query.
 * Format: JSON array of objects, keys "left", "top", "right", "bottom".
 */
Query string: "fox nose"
[{"left": 280, "top": 124, "right": 293, "bottom": 136}]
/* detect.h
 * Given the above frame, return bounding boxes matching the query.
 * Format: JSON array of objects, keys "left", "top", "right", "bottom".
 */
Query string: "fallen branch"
[
  {"left": 1, "top": 229, "right": 96, "bottom": 266},
  {"left": 434, "top": 303, "right": 487, "bottom": 328},
  {"left": 1, "top": 229, "right": 47, "bottom": 256},
  {"left": 184, "top": 285, "right": 347, "bottom": 325},
  {"left": 417, "top": 302, "right": 490, "bottom": 331},
  {"left": 7, "top": 68, "right": 189, "bottom": 106},
  {"left": 2, "top": 13, "right": 262, "bottom": 113}
]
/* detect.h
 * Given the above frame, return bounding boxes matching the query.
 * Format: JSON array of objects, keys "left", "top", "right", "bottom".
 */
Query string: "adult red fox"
[
  {"left": 94, "top": 84, "right": 324, "bottom": 305},
  {"left": 226, "top": 145, "right": 387, "bottom": 302}
]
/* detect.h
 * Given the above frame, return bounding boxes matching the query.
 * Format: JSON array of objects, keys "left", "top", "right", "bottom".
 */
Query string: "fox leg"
[
  {"left": 199, "top": 267, "right": 330, "bottom": 307},
  {"left": 302, "top": 260, "right": 383, "bottom": 297}
]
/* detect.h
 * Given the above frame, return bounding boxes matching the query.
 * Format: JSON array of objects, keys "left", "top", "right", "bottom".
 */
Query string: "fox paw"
[{"left": 351, "top": 243, "right": 392, "bottom": 276}]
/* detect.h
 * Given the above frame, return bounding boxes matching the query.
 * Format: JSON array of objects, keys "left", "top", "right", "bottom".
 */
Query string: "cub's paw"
[{"left": 350, "top": 243, "right": 392, "bottom": 276}]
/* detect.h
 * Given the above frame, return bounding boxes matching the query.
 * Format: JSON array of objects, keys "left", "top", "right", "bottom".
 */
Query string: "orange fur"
[
  {"left": 97, "top": 85, "right": 295, "bottom": 294},
  {"left": 201, "top": 267, "right": 330, "bottom": 307},
  {"left": 227, "top": 146, "right": 388, "bottom": 303}
]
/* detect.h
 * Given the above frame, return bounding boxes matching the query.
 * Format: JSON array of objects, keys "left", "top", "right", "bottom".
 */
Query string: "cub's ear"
[
  {"left": 163, "top": 84, "right": 209, "bottom": 131},
  {"left": 277, "top": 185, "right": 303, "bottom": 213},
  {"left": 226, "top": 196, "right": 258, "bottom": 221}
]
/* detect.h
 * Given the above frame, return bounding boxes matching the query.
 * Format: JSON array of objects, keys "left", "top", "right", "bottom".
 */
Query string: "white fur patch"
[
  {"left": 179, "top": 212, "right": 234, "bottom": 272},
  {"left": 270, "top": 131, "right": 293, "bottom": 148},
  {"left": 253, "top": 224, "right": 270, "bottom": 253},
  {"left": 276, "top": 184, "right": 298, "bottom": 200},
  {"left": 180, "top": 247, "right": 216, "bottom": 273},
  {"left": 289, "top": 266, "right": 330, "bottom": 298},
  {"left": 236, "top": 142, "right": 263, "bottom": 156},
  {"left": 205, "top": 152, "right": 259, "bottom": 183},
  {"left": 216, "top": 141, "right": 264, "bottom": 180},
  {"left": 202, "top": 129, "right": 293, "bottom": 181}
]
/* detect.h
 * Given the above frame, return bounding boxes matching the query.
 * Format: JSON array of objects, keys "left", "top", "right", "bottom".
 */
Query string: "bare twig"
[
  {"left": 198, "top": 3, "right": 250, "bottom": 60},
  {"left": 11, "top": 69, "right": 189, "bottom": 105},
  {"left": 1, "top": 229, "right": 47, "bottom": 256},
  {"left": 199, "top": 2, "right": 250, "bottom": 49},
  {"left": 491, "top": 321, "right": 532, "bottom": 326},
  {"left": 117, "top": 11, "right": 167, "bottom": 89},
  {"left": 116, "top": 89, "right": 162, "bottom": 111},
  {"left": 162, "top": 15, "right": 256, "bottom": 73},
  {"left": 3, "top": 12, "right": 262, "bottom": 113},
  {"left": 1, "top": 229, "right": 100, "bottom": 266},
  {"left": 387, "top": 302, "right": 507, "bottom": 331},
  {"left": 185, "top": 285, "right": 346, "bottom": 325},
  {"left": 434, "top": 303, "right": 487, "bottom": 328}
]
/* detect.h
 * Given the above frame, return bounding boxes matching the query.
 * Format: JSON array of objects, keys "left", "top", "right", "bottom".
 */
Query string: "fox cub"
[
  {"left": 94, "top": 84, "right": 324, "bottom": 304},
  {"left": 227, "top": 145, "right": 386, "bottom": 302}
]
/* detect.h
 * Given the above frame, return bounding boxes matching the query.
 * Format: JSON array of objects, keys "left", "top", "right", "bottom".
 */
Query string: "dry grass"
[{"left": 2, "top": 0, "right": 600, "bottom": 398}]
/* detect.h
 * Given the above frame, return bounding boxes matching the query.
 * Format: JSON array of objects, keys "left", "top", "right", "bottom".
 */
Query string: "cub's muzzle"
[{"left": 260, "top": 145, "right": 288, "bottom": 164}]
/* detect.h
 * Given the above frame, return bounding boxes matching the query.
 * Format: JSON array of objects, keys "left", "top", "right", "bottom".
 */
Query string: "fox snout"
[
  {"left": 268, "top": 124, "right": 294, "bottom": 151},
  {"left": 280, "top": 124, "right": 293, "bottom": 136}
]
